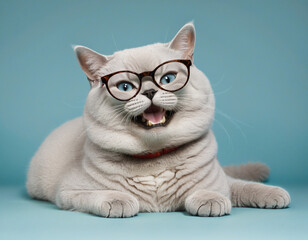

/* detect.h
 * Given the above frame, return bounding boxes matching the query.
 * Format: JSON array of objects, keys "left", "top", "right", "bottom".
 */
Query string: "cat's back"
[{"left": 27, "top": 117, "right": 86, "bottom": 201}]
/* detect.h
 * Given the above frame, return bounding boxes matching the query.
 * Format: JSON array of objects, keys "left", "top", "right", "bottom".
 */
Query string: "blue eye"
[
  {"left": 160, "top": 73, "right": 176, "bottom": 85},
  {"left": 117, "top": 82, "right": 134, "bottom": 92}
]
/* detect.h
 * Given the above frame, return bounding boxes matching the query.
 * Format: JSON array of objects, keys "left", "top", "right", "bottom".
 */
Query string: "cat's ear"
[
  {"left": 74, "top": 45, "right": 108, "bottom": 82},
  {"left": 168, "top": 22, "right": 196, "bottom": 60}
]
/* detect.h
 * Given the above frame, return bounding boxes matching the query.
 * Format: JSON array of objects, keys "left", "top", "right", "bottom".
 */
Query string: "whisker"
[
  {"left": 111, "top": 33, "right": 119, "bottom": 51},
  {"left": 213, "top": 87, "right": 233, "bottom": 96},
  {"left": 213, "top": 118, "right": 232, "bottom": 146},
  {"left": 211, "top": 74, "right": 225, "bottom": 88},
  {"left": 205, "top": 106, "right": 249, "bottom": 139}
]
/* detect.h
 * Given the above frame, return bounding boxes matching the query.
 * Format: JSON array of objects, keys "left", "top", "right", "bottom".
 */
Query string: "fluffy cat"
[{"left": 27, "top": 23, "right": 290, "bottom": 217}]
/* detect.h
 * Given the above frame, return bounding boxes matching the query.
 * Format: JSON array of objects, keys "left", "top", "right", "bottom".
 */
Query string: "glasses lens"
[
  {"left": 107, "top": 72, "right": 140, "bottom": 100},
  {"left": 154, "top": 61, "right": 189, "bottom": 91}
]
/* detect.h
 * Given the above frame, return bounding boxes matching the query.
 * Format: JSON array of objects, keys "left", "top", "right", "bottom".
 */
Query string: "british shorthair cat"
[{"left": 27, "top": 23, "right": 290, "bottom": 217}]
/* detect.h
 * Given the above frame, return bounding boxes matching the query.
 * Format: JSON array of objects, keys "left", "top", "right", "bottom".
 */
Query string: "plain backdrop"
[{"left": 0, "top": 0, "right": 307, "bottom": 186}]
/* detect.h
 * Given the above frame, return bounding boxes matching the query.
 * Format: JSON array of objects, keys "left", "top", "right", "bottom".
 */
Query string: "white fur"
[{"left": 27, "top": 23, "right": 290, "bottom": 217}]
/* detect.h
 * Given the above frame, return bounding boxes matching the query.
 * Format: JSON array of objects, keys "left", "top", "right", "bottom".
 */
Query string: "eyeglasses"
[{"left": 99, "top": 59, "right": 192, "bottom": 101}]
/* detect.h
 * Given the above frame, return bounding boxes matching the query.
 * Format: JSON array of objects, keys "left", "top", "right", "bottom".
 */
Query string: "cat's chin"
[{"left": 133, "top": 109, "right": 175, "bottom": 129}]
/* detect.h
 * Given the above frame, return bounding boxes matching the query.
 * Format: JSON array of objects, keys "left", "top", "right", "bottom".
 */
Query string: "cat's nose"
[{"left": 142, "top": 89, "right": 157, "bottom": 100}]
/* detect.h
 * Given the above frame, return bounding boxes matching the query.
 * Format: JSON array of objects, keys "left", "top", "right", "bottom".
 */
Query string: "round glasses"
[{"left": 100, "top": 59, "right": 192, "bottom": 101}]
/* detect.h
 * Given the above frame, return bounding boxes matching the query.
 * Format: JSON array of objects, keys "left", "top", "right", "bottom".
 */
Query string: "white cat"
[{"left": 27, "top": 23, "right": 290, "bottom": 217}]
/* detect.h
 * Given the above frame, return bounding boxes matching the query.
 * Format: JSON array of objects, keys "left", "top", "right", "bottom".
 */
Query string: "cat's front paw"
[
  {"left": 98, "top": 191, "right": 139, "bottom": 218},
  {"left": 185, "top": 190, "right": 231, "bottom": 217}
]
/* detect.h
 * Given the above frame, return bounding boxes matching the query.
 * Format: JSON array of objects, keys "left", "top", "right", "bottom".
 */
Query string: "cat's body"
[
  {"left": 28, "top": 116, "right": 229, "bottom": 213},
  {"left": 27, "top": 23, "right": 290, "bottom": 217}
]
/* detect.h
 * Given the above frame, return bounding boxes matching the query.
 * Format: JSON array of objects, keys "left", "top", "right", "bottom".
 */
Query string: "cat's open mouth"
[{"left": 134, "top": 104, "right": 174, "bottom": 129}]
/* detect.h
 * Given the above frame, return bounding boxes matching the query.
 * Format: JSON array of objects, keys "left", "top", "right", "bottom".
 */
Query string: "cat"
[{"left": 27, "top": 22, "right": 290, "bottom": 217}]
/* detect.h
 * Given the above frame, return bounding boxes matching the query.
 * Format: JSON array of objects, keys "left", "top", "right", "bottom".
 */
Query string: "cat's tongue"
[{"left": 143, "top": 105, "right": 165, "bottom": 124}]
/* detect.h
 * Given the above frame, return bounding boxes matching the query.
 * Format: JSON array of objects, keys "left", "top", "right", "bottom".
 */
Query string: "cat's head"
[{"left": 74, "top": 23, "right": 215, "bottom": 155}]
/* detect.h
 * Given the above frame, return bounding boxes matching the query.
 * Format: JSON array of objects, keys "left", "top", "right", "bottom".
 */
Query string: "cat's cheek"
[{"left": 152, "top": 92, "right": 178, "bottom": 111}]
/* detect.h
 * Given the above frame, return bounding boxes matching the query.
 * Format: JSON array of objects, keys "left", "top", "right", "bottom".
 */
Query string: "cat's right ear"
[
  {"left": 168, "top": 22, "right": 196, "bottom": 60},
  {"left": 73, "top": 45, "right": 108, "bottom": 82}
]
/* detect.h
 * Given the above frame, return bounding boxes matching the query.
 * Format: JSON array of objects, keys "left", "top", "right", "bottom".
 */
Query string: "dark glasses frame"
[{"left": 97, "top": 59, "right": 192, "bottom": 101}]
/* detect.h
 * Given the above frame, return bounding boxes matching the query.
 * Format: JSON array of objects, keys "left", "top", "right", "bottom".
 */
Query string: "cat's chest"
[
  {"left": 128, "top": 170, "right": 176, "bottom": 191},
  {"left": 126, "top": 170, "right": 181, "bottom": 210}
]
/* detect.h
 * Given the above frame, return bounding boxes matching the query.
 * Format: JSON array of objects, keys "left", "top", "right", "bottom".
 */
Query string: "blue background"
[
  {"left": 0, "top": 0, "right": 307, "bottom": 239},
  {"left": 1, "top": 0, "right": 307, "bottom": 185}
]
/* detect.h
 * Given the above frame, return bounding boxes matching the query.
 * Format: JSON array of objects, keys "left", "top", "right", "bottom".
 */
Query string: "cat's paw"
[
  {"left": 185, "top": 190, "right": 231, "bottom": 217},
  {"left": 251, "top": 186, "right": 291, "bottom": 209},
  {"left": 56, "top": 189, "right": 139, "bottom": 218},
  {"left": 98, "top": 191, "right": 139, "bottom": 218}
]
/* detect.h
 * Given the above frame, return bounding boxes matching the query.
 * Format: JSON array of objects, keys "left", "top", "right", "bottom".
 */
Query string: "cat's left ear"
[
  {"left": 73, "top": 45, "right": 109, "bottom": 83},
  {"left": 168, "top": 22, "right": 196, "bottom": 60}
]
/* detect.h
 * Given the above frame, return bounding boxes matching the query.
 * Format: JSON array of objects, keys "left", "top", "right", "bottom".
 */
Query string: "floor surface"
[{"left": 1, "top": 184, "right": 307, "bottom": 240}]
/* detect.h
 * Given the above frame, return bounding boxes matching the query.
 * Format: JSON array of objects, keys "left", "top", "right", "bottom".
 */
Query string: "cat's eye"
[
  {"left": 160, "top": 73, "right": 177, "bottom": 85},
  {"left": 117, "top": 82, "right": 134, "bottom": 92}
]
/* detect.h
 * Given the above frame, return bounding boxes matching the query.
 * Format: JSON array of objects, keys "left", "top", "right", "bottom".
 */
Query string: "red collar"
[{"left": 132, "top": 147, "right": 178, "bottom": 159}]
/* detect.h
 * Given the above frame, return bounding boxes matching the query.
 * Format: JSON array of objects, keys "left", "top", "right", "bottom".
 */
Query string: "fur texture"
[{"left": 27, "top": 23, "right": 290, "bottom": 217}]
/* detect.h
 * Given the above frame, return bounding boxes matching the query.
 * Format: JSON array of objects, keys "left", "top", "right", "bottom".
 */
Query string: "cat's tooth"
[
  {"left": 160, "top": 116, "right": 166, "bottom": 124},
  {"left": 147, "top": 121, "right": 153, "bottom": 127}
]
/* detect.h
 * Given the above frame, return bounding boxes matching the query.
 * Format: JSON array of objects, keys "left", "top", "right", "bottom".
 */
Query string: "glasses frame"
[{"left": 99, "top": 59, "right": 192, "bottom": 101}]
